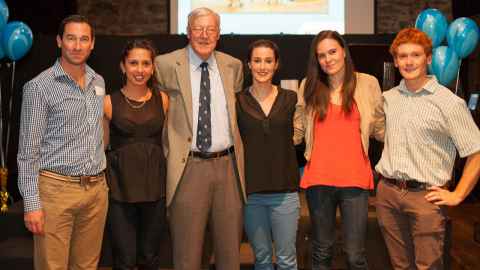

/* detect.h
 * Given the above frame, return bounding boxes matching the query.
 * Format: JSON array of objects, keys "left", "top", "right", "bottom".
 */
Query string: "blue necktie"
[{"left": 196, "top": 62, "right": 211, "bottom": 152}]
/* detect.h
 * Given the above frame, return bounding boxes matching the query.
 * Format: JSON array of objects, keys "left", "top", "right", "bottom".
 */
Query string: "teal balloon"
[
  {"left": 447, "top": 17, "right": 479, "bottom": 59},
  {"left": 2, "top": 21, "right": 34, "bottom": 61},
  {"left": 415, "top": 9, "right": 448, "bottom": 47},
  {"left": 0, "top": 0, "right": 5, "bottom": 59},
  {"left": 0, "top": 41, "right": 4, "bottom": 59},
  {"left": 0, "top": 0, "right": 8, "bottom": 32},
  {"left": 429, "top": 46, "right": 460, "bottom": 86}
]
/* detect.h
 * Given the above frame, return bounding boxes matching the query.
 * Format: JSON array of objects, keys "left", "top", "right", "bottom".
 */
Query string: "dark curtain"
[
  {"left": 452, "top": 0, "right": 480, "bottom": 18},
  {"left": 5, "top": 0, "right": 77, "bottom": 35}
]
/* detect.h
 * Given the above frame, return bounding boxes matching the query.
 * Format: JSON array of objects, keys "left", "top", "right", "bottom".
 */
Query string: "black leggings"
[{"left": 108, "top": 198, "right": 167, "bottom": 270}]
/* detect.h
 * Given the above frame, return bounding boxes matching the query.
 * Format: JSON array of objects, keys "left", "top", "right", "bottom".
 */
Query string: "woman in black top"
[
  {"left": 103, "top": 39, "right": 168, "bottom": 270},
  {"left": 236, "top": 39, "right": 303, "bottom": 270}
]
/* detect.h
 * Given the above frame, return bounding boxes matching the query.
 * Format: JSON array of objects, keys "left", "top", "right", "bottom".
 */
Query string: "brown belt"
[
  {"left": 190, "top": 146, "right": 234, "bottom": 159},
  {"left": 40, "top": 170, "right": 104, "bottom": 186},
  {"left": 380, "top": 175, "right": 449, "bottom": 190}
]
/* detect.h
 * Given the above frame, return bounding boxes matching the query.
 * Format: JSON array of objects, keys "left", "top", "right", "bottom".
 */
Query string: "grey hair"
[{"left": 187, "top": 7, "right": 220, "bottom": 29}]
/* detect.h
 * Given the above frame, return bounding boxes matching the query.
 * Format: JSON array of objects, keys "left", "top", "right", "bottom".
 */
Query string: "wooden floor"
[
  {"left": 2, "top": 194, "right": 480, "bottom": 269},
  {"left": 448, "top": 201, "right": 480, "bottom": 269},
  {"left": 97, "top": 194, "right": 480, "bottom": 270}
]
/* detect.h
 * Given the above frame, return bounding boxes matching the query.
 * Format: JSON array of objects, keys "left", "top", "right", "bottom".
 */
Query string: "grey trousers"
[{"left": 169, "top": 153, "right": 243, "bottom": 270}]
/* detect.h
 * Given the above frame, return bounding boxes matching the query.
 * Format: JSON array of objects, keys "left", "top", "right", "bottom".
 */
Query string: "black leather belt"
[
  {"left": 381, "top": 175, "right": 428, "bottom": 190},
  {"left": 190, "top": 146, "right": 234, "bottom": 159}
]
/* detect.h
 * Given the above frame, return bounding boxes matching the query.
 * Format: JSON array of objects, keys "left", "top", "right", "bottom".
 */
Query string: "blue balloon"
[
  {"left": 429, "top": 46, "right": 460, "bottom": 86},
  {"left": 415, "top": 9, "right": 448, "bottom": 47},
  {"left": 2, "top": 21, "right": 33, "bottom": 61},
  {"left": 0, "top": 41, "right": 4, "bottom": 59},
  {"left": 447, "top": 17, "right": 479, "bottom": 59},
  {"left": 0, "top": 0, "right": 8, "bottom": 32},
  {"left": 0, "top": 0, "right": 6, "bottom": 59}
]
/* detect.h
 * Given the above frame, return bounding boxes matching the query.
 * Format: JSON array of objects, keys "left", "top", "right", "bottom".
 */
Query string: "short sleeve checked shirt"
[{"left": 376, "top": 76, "right": 480, "bottom": 186}]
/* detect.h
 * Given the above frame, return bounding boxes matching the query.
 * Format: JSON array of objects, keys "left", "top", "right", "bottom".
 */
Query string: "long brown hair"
[{"left": 304, "top": 30, "right": 356, "bottom": 120}]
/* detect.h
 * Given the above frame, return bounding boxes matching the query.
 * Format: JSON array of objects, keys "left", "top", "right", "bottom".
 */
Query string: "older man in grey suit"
[{"left": 154, "top": 7, "right": 245, "bottom": 270}]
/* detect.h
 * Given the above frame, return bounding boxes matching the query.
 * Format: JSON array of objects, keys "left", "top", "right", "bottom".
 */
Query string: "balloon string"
[
  {"left": 5, "top": 61, "right": 15, "bottom": 159},
  {"left": 454, "top": 59, "right": 462, "bottom": 96}
]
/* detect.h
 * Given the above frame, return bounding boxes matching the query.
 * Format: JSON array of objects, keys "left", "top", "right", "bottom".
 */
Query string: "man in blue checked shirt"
[{"left": 17, "top": 15, "right": 108, "bottom": 270}]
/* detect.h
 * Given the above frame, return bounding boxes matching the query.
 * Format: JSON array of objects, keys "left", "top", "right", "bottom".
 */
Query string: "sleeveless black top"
[{"left": 106, "top": 90, "right": 166, "bottom": 202}]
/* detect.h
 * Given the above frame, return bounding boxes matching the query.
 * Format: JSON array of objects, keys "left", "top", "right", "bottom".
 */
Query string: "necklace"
[
  {"left": 250, "top": 85, "right": 277, "bottom": 101},
  {"left": 250, "top": 85, "right": 277, "bottom": 116},
  {"left": 121, "top": 88, "right": 148, "bottom": 109}
]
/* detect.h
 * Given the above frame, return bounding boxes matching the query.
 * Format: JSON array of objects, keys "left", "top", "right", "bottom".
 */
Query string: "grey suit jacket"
[{"left": 154, "top": 47, "right": 246, "bottom": 206}]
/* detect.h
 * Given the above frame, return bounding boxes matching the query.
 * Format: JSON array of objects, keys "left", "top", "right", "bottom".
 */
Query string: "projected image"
[{"left": 191, "top": 0, "right": 329, "bottom": 13}]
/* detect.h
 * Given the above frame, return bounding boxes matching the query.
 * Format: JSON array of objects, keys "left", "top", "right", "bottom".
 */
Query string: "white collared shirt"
[{"left": 188, "top": 46, "right": 233, "bottom": 152}]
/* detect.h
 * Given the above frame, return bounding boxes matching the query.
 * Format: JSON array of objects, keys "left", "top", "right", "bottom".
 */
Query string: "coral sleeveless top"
[{"left": 301, "top": 103, "right": 373, "bottom": 189}]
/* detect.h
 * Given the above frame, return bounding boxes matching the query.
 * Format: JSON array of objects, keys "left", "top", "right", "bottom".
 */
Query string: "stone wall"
[
  {"left": 376, "top": 0, "right": 452, "bottom": 33},
  {"left": 77, "top": 0, "right": 169, "bottom": 35}
]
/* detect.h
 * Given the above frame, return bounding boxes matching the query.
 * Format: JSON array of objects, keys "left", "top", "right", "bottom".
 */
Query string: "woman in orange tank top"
[{"left": 298, "top": 30, "right": 384, "bottom": 270}]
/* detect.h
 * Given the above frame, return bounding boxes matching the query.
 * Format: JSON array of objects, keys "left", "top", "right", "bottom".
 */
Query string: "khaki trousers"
[
  {"left": 169, "top": 153, "right": 243, "bottom": 270},
  {"left": 34, "top": 173, "right": 109, "bottom": 270},
  {"left": 376, "top": 180, "right": 447, "bottom": 270}
]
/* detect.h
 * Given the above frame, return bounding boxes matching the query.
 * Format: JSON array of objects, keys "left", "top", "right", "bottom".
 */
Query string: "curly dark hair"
[{"left": 120, "top": 39, "right": 158, "bottom": 89}]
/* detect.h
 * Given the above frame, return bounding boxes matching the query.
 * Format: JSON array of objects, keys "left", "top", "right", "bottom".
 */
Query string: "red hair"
[{"left": 390, "top": 28, "right": 433, "bottom": 57}]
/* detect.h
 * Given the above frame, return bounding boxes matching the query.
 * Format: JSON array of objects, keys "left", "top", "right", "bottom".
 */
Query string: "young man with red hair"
[{"left": 375, "top": 27, "right": 480, "bottom": 269}]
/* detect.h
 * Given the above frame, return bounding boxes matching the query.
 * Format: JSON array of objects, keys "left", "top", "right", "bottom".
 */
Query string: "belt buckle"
[{"left": 80, "top": 175, "right": 90, "bottom": 187}]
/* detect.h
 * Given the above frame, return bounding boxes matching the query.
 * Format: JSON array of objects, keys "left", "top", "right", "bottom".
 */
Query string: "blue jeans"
[
  {"left": 244, "top": 192, "right": 300, "bottom": 270},
  {"left": 306, "top": 186, "right": 369, "bottom": 270}
]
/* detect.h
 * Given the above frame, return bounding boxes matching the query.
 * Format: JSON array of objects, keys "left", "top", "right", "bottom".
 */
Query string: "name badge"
[{"left": 95, "top": 86, "right": 105, "bottom": 96}]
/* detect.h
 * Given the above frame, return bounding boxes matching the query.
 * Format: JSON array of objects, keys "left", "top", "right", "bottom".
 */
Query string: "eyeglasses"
[{"left": 190, "top": 27, "right": 219, "bottom": 36}]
